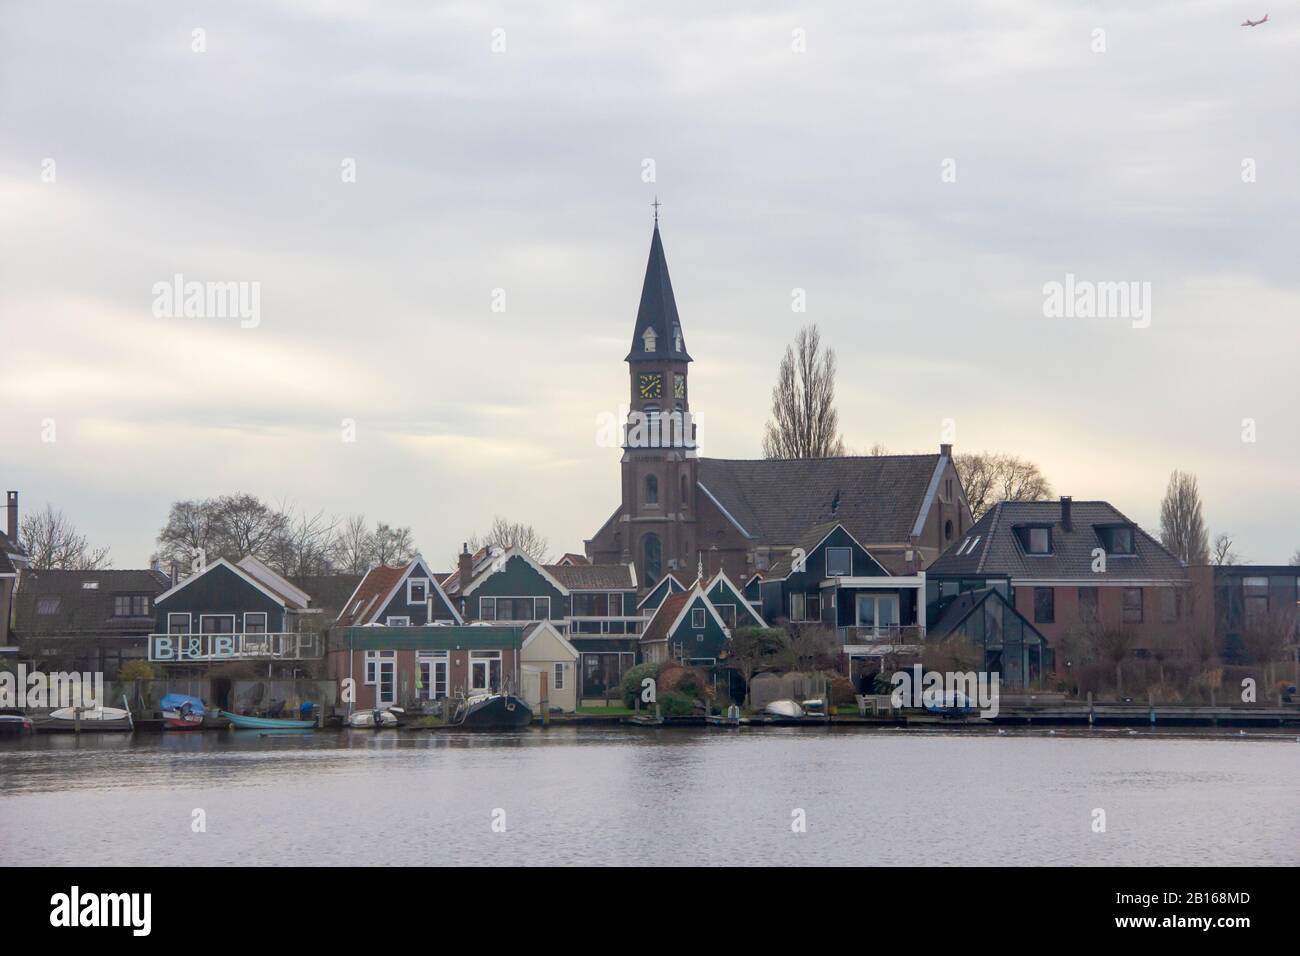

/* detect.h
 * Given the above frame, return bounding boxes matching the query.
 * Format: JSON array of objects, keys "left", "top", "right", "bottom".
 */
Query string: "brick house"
[{"left": 926, "top": 497, "right": 1189, "bottom": 664}]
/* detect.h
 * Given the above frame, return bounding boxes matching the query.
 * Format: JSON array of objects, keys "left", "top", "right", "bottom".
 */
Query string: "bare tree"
[
  {"left": 332, "top": 514, "right": 376, "bottom": 574},
  {"left": 1290, "top": 549, "right": 1300, "bottom": 567},
  {"left": 1096, "top": 626, "right": 1137, "bottom": 698},
  {"left": 761, "top": 324, "right": 845, "bottom": 459},
  {"left": 867, "top": 442, "right": 890, "bottom": 456},
  {"left": 466, "top": 516, "right": 551, "bottom": 563},
  {"left": 728, "top": 627, "right": 787, "bottom": 709},
  {"left": 1210, "top": 533, "right": 1240, "bottom": 566},
  {"left": 1239, "top": 610, "right": 1296, "bottom": 691},
  {"left": 156, "top": 498, "right": 227, "bottom": 569},
  {"left": 954, "top": 452, "right": 1053, "bottom": 520},
  {"left": 267, "top": 508, "right": 338, "bottom": 577},
  {"left": 371, "top": 523, "right": 417, "bottom": 566},
  {"left": 1159, "top": 470, "right": 1209, "bottom": 565},
  {"left": 217, "top": 493, "right": 287, "bottom": 560},
  {"left": 19, "top": 505, "right": 111, "bottom": 570}
]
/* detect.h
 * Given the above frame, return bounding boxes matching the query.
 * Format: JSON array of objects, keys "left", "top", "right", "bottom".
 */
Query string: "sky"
[{"left": 1, "top": 0, "right": 1297, "bottom": 568}]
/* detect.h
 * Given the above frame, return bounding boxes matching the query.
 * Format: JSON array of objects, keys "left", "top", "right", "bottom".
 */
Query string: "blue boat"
[{"left": 219, "top": 709, "right": 317, "bottom": 730}]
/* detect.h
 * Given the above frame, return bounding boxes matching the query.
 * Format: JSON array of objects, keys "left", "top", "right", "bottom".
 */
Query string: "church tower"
[{"left": 621, "top": 219, "right": 697, "bottom": 589}]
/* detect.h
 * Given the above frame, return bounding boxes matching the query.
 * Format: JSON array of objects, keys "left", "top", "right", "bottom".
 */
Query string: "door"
[
  {"left": 376, "top": 659, "right": 396, "bottom": 708},
  {"left": 855, "top": 594, "right": 899, "bottom": 637}
]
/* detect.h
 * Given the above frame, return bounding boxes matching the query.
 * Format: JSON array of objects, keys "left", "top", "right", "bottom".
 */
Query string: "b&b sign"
[{"left": 149, "top": 634, "right": 237, "bottom": 662}]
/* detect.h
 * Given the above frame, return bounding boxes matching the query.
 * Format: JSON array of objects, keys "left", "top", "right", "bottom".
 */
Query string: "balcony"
[
  {"left": 148, "top": 631, "right": 323, "bottom": 662},
  {"left": 838, "top": 624, "right": 926, "bottom": 647},
  {"left": 565, "top": 616, "right": 647, "bottom": 637}
]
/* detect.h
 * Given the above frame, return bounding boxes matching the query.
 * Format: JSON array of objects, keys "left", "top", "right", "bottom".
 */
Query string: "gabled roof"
[
  {"left": 626, "top": 223, "right": 691, "bottom": 363},
  {"left": 337, "top": 556, "right": 462, "bottom": 626},
  {"left": 930, "top": 586, "right": 1046, "bottom": 645},
  {"left": 521, "top": 620, "right": 580, "bottom": 659},
  {"left": 545, "top": 562, "right": 636, "bottom": 591},
  {"left": 237, "top": 555, "right": 311, "bottom": 608},
  {"left": 13, "top": 569, "right": 170, "bottom": 635},
  {"left": 441, "top": 545, "right": 496, "bottom": 594},
  {"left": 705, "top": 570, "right": 766, "bottom": 627},
  {"left": 696, "top": 453, "right": 946, "bottom": 548},
  {"left": 641, "top": 585, "right": 730, "bottom": 645},
  {"left": 290, "top": 573, "right": 364, "bottom": 623},
  {"left": 555, "top": 553, "right": 590, "bottom": 567},
  {"left": 764, "top": 520, "right": 888, "bottom": 579},
  {"left": 929, "top": 499, "right": 1188, "bottom": 583},
  {"left": 461, "top": 547, "right": 570, "bottom": 596},
  {"left": 636, "top": 572, "right": 687, "bottom": 611},
  {"left": 154, "top": 557, "right": 298, "bottom": 608}
]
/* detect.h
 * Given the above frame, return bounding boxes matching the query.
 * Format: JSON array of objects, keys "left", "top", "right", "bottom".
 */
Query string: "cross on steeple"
[{"left": 651, "top": 196, "right": 661, "bottom": 224}]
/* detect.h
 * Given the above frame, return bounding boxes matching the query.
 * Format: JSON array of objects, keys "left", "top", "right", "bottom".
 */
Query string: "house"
[
  {"left": 926, "top": 497, "right": 1189, "bottom": 656},
  {"left": 704, "top": 569, "right": 765, "bottom": 629},
  {"left": 520, "top": 621, "right": 579, "bottom": 713},
  {"left": 457, "top": 548, "right": 570, "bottom": 627},
  {"left": 583, "top": 223, "right": 973, "bottom": 590},
  {"left": 1187, "top": 564, "right": 1300, "bottom": 664},
  {"left": 12, "top": 568, "right": 170, "bottom": 678},
  {"left": 1, "top": 490, "right": 30, "bottom": 653},
  {"left": 641, "top": 584, "right": 731, "bottom": 666},
  {"left": 928, "top": 587, "right": 1053, "bottom": 689},
  {"left": 149, "top": 555, "right": 327, "bottom": 676},
  {"left": 334, "top": 556, "right": 460, "bottom": 628},
  {"left": 331, "top": 624, "right": 524, "bottom": 711},
  {"left": 760, "top": 522, "right": 927, "bottom": 674}
]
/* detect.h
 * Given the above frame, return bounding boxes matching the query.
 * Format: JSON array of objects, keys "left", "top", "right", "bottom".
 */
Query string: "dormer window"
[
  {"left": 1098, "top": 525, "right": 1135, "bottom": 555},
  {"left": 408, "top": 578, "right": 428, "bottom": 604},
  {"left": 1016, "top": 525, "right": 1052, "bottom": 555},
  {"left": 672, "top": 324, "right": 682, "bottom": 352},
  {"left": 642, "top": 328, "right": 657, "bottom": 352}
]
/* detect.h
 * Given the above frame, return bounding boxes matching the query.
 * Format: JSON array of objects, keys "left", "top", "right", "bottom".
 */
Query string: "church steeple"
[{"left": 626, "top": 223, "right": 691, "bottom": 363}]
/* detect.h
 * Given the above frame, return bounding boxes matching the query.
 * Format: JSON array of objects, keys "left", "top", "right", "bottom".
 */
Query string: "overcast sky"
[{"left": 2, "top": 0, "right": 1297, "bottom": 568}]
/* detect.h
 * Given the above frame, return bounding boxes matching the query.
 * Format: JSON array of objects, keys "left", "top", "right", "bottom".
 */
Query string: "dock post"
[
  {"left": 541, "top": 672, "right": 550, "bottom": 727},
  {"left": 1087, "top": 692, "right": 1094, "bottom": 727},
  {"left": 1210, "top": 687, "right": 1217, "bottom": 727},
  {"left": 1148, "top": 690, "right": 1155, "bottom": 726}
]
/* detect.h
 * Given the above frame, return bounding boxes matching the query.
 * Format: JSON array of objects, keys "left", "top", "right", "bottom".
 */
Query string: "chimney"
[
  {"left": 939, "top": 443, "right": 952, "bottom": 458},
  {"left": 5, "top": 491, "right": 16, "bottom": 542},
  {"left": 170, "top": 561, "right": 180, "bottom": 586},
  {"left": 1060, "top": 496, "right": 1073, "bottom": 531},
  {"left": 457, "top": 543, "right": 473, "bottom": 593}
]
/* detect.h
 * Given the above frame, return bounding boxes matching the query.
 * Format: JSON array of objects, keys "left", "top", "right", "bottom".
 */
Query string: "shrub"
[
  {"left": 621, "top": 662, "right": 661, "bottom": 709},
  {"left": 118, "top": 661, "right": 155, "bottom": 682},
  {"left": 658, "top": 690, "right": 696, "bottom": 717}
]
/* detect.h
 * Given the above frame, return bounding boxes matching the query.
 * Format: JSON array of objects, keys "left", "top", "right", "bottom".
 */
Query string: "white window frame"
[
  {"left": 385, "top": 616, "right": 411, "bottom": 626},
  {"left": 553, "top": 662, "right": 565, "bottom": 691},
  {"left": 198, "top": 613, "right": 235, "bottom": 635},
  {"left": 243, "top": 611, "right": 268, "bottom": 634},
  {"left": 691, "top": 607, "right": 706, "bottom": 629},
  {"left": 407, "top": 578, "right": 429, "bottom": 605},
  {"left": 789, "top": 593, "right": 806, "bottom": 622},
  {"left": 825, "top": 547, "right": 852, "bottom": 577},
  {"left": 364, "top": 649, "right": 395, "bottom": 685},
  {"left": 469, "top": 650, "right": 502, "bottom": 693},
  {"left": 417, "top": 650, "right": 449, "bottom": 700},
  {"left": 167, "top": 612, "right": 192, "bottom": 635}
]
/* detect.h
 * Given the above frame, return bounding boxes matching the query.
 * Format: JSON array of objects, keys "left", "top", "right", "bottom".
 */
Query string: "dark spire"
[{"left": 626, "top": 221, "right": 691, "bottom": 363}]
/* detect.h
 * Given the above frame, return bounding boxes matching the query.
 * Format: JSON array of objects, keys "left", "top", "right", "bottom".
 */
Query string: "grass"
[{"left": 576, "top": 705, "right": 636, "bottom": 716}]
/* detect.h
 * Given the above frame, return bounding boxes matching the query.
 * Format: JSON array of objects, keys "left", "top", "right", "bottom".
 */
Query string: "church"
[{"left": 584, "top": 222, "right": 974, "bottom": 595}]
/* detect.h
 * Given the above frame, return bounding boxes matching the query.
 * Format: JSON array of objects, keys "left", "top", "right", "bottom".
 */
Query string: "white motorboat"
[
  {"left": 348, "top": 707, "right": 402, "bottom": 728},
  {"left": 764, "top": 699, "right": 804, "bottom": 719},
  {"left": 43, "top": 705, "right": 133, "bottom": 732}
]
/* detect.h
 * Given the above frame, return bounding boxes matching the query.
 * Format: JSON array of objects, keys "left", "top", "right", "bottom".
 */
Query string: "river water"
[{"left": 1, "top": 727, "right": 1295, "bottom": 866}]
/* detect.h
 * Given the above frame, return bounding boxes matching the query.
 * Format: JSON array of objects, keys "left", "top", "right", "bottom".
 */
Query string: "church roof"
[
  {"left": 626, "top": 224, "right": 691, "bottom": 363},
  {"left": 696, "top": 454, "right": 944, "bottom": 547}
]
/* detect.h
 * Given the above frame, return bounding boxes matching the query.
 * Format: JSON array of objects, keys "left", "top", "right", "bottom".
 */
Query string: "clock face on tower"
[
  {"left": 638, "top": 373, "right": 663, "bottom": 399},
  {"left": 673, "top": 373, "right": 686, "bottom": 399}
]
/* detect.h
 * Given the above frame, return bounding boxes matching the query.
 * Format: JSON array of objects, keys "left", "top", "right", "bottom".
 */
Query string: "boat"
[
  {"left": 0, "top": 714, "right": 34, "bottom": 736},
  {"left": 764, "top": 699, "right": 804, "bottom": 719},
  {"left": 449, "top": 693, "right": 533, "bottom": 730},
  {"left": 347, "top": 707, "right": 403, "bottom": 728},
  {"left": 219, "top": 710, "right": 317, "bottom": 731},
  {"left": 42, "top": 705, "right": 134, "bottom": 732},
  {"left": 160, "top": 693, "right": 206, "bottom": 731}
]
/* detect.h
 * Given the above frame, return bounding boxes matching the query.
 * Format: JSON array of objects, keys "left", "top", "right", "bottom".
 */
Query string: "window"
[
  {"left": 825, "top": 547, "right": 852, "bottom": 577},
  {"left": 365, "top": 649, "right": 396, "bottom": 685},
  {"left": 1100, "top": 525, "right": 1135, "bottom": 555},
  {"left": 1243, "top": 576, "right": 1269, "bottom": 624},
  {"left": 1077, "top": 587, "right": 1099, "bottom": 622},
  {"left": 1020, "top": 526, "right": 1051, "bottom": 554},
  {"left": 691, "top": 607, "right": 706, "bottom": 629},
  {"left": 1033, "top": 588, "right": 1055, "bottom": 624},
  {"left": 645, "top": 475, "right": 659, "bottom": 505},
  {"left": 643, "top": 328, "right": 657, "bottom": 352},
  {"left": 1160, "top": 588, "right": 1181, "bottom": 623},
  {"left": 199, "top": 614, "right": 235, "bottom": 634},
  {"left": 789, "top": 593, "right": 805, "bottom": 622},
  {"left": 408, "top": 579, "right": 428, "bottom": 604},
  {"left": 1122, "top": 588, "right": 1143, "bottom": 624},
  {"left": 417, "top": 650, "right": 448, "bottom": 700},
  {"left": 113, "top": 594, "right": 150, "bottom": 617},
  {"left": 715, "top": 604, "right": 736, "bottom": 627},
  {"left": 167, "top": 613, "right": 192, "bottom": 635},
  {"left": 536, "top": 597, "right": 550, "bottom": 620},
  {"left": 807, "top": 595, "right": 821, "bottom": 621},
  {"left": 244, "top": 612, "right": 268, "bottom": 634},
  {"left": 553, "top": 662, "right": 565, "bottom": 691},
  {"left": 470, "top": 650, "right": 502, "bottom": 692},
  {"left": 672, "top": 324, "right": 682, "bottom": 352},
  {"left": 385, "top": 616, "right": 411, "bottom": 626},
  {"left": 36, "top": 596, "right": 60, "bottom": 615},
  {"left": 642, "top": 534, "right": 662, "bottom": 586}
]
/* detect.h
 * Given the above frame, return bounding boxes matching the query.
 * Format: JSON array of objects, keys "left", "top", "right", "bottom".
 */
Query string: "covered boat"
[
  {"left": 450, "top": 693, "right": 532, "bottom": 730},
  {"left": 0, "top": 714, "right": 34, "bottom": 736},
  {"left": 43, "top": 705, "right": 133, "bottom": 732},
  {"left": 160, "top": 693, "right": 206, "bottom": 731},
  {"left": 764, "top": 699, "right": 804, "bottom": 719}
]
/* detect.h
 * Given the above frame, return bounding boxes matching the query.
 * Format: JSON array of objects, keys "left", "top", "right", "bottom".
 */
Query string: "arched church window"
[
  {"left": 680, "top": 474, "right": 688, "bottom": 508},
  {"left": 643, "top": 328, "right": 657, "bottom": 352},
  {"left": 642, "top": 534, "right": 662, "bottom": 586},
  {"left": 645, "top": 474, "right": 659, "bottom": 505}
]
